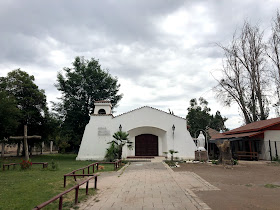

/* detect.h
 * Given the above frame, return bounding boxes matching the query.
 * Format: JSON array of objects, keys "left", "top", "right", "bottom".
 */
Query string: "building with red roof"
[{"left": 210, "top": 117, "right": 280, "bottom": 160}]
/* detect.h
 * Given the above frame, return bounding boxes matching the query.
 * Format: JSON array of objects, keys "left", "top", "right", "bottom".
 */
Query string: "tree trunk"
[
  {"left": 1, "top": 142, "right": 5, "bottom": 158},
  {"left": 118, "top": 145, "right": 122, "bottom": 160},
  {"left": 24, "top": 125, "right": 29, "bottom": 161},
  {"left": 17, "top": 142, "right": 21, "bottom": 156}
]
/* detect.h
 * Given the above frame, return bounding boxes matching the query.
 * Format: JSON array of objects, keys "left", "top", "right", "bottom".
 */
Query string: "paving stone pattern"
[{"left": 79, "top": 162, "right": 217, "bottom": 210}]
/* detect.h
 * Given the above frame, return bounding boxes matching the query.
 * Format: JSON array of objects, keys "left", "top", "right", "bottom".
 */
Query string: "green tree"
[
  {"left": 0, "top": 91, "right": 21, "bottom": 157},
  {"left": 186, "top": 97, "right": 228, "bottom": 138},
  {"left": 0, "top": 91, "right": 21, "bottom": 140},
  {"left": 54, "top": 56, "right": 123, "bottom": 151},
  {"left": 109, "top": 131, "right": 132, "bottom": 159},
  {"left": 0, "top": 69, "right": 48, "bottom": 155}
]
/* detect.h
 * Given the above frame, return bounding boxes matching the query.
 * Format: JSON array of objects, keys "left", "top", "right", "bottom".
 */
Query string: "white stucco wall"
[
  {"left": 260, "top": 130, "right": 280, "bottom": 160},
  {"left": 93, "top": 103, "right": 112, "bottom": 115},
  {"left": 76, "top": 106, "right": 196, "bottom": 160}
]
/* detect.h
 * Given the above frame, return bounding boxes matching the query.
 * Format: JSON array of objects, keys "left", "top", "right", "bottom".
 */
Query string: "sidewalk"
[{"left": 79, "top": 162, "right": 218, "bottom": 210}]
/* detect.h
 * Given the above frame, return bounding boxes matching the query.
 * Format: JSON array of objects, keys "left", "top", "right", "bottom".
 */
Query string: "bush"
[
  {"left": 212, "top": 160, "right": 218, "bottom": 165},
  {"left": 233, "top": 159, "right": 238, "bottom": 165},
  {"left": 20, "top": 159, "right": 32, "bottom": 170},
  {"left": 50, "top": 159, "right": 59, "bottom": 170},
  {"left": 105, "top": 143, "right": 118, "bottom": 162}
]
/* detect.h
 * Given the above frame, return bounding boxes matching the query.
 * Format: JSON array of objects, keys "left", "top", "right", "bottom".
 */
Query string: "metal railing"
[
  {"left": 63, "top": 160, "right": 122, "bottom": 187},
  {"left": 33, "top": 175, "right": 98, "bottom": 210},
  {"left": 33, "top": 159, "right": 122, "bottom": 209}
]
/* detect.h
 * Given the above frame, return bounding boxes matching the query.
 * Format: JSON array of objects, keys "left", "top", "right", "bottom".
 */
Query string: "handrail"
[
  {"left": 33, "top": 175, "right": 98, "bottom": 210},
  {"left": 34, "top": 160, "right": 122, "bottom": 209},
  {"left": 63, "top": 160, "right": 122, "bottom": 187}
]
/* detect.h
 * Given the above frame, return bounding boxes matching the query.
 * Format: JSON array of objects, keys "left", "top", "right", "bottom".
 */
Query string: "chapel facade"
[{"left": 76, "top": 101, "right": 196, "bottom": 160}]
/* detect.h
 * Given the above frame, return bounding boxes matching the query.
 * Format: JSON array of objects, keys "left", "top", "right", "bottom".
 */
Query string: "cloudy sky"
[{"left": 1, "top": 0, "right": 280, "bottom": 129}]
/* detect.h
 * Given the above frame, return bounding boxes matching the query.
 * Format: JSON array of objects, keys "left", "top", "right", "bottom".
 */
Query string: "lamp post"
[
  {"left": 172, "top": 124, "right": 175, "bottom": 150},
  {"left": 172, "top": 124, "right": 175, "bottom": 136}
]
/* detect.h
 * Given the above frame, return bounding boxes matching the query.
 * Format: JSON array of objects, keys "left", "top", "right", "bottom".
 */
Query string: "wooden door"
[{"left": 135, "top": 134, "right": 158, "bottom": 156}]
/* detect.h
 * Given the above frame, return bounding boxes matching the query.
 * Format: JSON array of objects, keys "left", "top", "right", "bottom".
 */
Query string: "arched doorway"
[{"left": 135, "top": 134, "right": 158, "bottom": 156}]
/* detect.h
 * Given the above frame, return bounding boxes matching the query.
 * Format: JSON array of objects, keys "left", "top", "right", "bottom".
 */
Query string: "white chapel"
[{"left": 76, "top": 101, "right": 196, "bottom": 160}]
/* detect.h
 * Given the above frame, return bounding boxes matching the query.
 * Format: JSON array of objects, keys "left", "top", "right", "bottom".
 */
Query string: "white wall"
[
  {"left": 76, "top": 106, "right": 196, "bottom": 160},
  {"left": 260, "top": 130, "right": 280, "bottom": 160}
]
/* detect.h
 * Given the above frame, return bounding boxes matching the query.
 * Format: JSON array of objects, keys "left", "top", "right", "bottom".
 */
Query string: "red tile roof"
[
  {"left": 211, "top": 131, "right": 264, "bottom": 140},
  {"left": 225, "top": 117, "right": 280, "bottom": 134},
  {"left": 210, "top": 117, "right": 280, "bottom": 140}
]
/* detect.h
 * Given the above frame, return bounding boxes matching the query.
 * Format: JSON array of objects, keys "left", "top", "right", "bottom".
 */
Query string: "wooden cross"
[{"left": 10, "top": 125, "right": 41, "bottom": 161}]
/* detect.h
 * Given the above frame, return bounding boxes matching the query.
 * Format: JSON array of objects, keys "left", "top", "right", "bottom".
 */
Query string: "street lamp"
[{"left": 172, "top": 124, "right": 175, "bottom": 135}]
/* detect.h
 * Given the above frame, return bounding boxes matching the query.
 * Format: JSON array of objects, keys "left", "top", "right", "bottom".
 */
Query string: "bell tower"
[{"left": 93, "top": 100, "right": 112, "bottom": 115}]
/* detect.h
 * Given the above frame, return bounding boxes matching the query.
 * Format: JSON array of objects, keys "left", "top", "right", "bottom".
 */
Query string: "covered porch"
[{"left": 209, "top": 131, "right": 264, "bottom": 160}]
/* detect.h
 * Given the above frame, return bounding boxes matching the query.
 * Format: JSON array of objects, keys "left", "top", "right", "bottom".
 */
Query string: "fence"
[
  {"left": 34, "top": 159, "right": 122, "bottom": 209},
  {"left": 63, "top": 160, "right": 122, "bottom": 187},
  {"left": 33, "top": 175, "right": 98, "bottom": 210}
]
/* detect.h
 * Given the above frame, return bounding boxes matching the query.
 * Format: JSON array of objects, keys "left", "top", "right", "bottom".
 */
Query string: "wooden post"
[
  {"left": 275, "top": 141, "right": 278, "bottom": 160},
  {"left": 59, "top": 196, "right": 63, "bottom": 210},
  {"left": 94, "top": 176, "right": 97, "bottom": 189},
  {"left": 24, "top": 125, "right": 29, "bottom": 161},
  {"left": 17, "top": 142, "right": 21, "bottom": 156},
  {"left": 96, "top": 163, "right": 99, "bottom": 171},
  {"left": 73, "top": 172, "right": 76, "bottom": 181},
  {"left": 249, "top": 141, "right": 252, "bottom": 160},
  {"left": 269, "top": 140, "right": 272, "bottom": 162},
  {"left": 86, "top": 181, "right": 89, "bottom": 195},
  {"left": 75, "top": 187, "right": 79, "bottom": 204},
  {"left": 1, "top": 142, "right": 5, "bottom": 158},
  {"left": 64, "top": 176, "right": 66, "bottom": 188}
]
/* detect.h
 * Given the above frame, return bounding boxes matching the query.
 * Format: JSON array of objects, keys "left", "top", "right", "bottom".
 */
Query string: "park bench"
[
  {"left": 236, "top": 151, "right": 259, "bottom": 160},
  {"left": 2, "top": 163, "right": 17, "bottom": 171},
  {"left": 2, "top": 162, "right": 48, "bottom": 171},
  {"left": 32, "top": 162, "right": 48, "bottom": 169}
]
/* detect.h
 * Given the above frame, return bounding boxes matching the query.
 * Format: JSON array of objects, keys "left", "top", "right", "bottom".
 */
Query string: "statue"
[{"left": 197, "top": 131, "right": 206, "bottom": 151}]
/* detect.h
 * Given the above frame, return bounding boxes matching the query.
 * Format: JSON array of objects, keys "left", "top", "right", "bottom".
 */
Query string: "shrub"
[
  {"left": 212, "top": 159, "right": 218, "bottom": 165},
  {"left": 233, "top": 159, "right": 238, "bottom": 165},
  {"left": 273, "top": 156, "right": 279, "bottom": 161},
  {"left": 105, "top": 143, "right": 118, "bottom": 162},
  {"left": 169, "top": 149, "right": 178, "bottom": 162},
  {"left": 20, "top": 159, "right": 32, "bottom": 170},
  {"left": 50, "top": 159, "right": 59, "bottom": 170}
]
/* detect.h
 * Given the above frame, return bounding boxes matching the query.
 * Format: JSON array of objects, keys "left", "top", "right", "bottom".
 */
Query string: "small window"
[{"left": 98, "top": 109, "right": 106, "bottom": 114}]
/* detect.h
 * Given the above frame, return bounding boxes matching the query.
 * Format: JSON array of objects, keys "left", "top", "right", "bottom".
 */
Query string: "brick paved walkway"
[{"left": 79, "top": 162, "right": 218, "bottom": 210}]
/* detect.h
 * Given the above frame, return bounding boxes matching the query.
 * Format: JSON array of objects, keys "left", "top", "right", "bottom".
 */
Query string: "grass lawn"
[{"left": 0, "top": 154, "right": 117, "bottom": 210}]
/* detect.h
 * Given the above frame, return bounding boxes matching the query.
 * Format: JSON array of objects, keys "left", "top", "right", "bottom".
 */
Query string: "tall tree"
[
  {"left": 215, "top": 21, "right": 269, "bottom": 124},
  {"left": 267, "top": 11, "right": 280, "bottom": 116},
  {"left": 0, "top": 91, "right": 21, "bottom": 157},
  {"left": 55, "top": 56, "right": 123, "bottom": 151},
  {"left": 0, "top": 69, "right": 48, "bottom": 155},
  {"left": 186, "top": 97, "right": 228, "bottom": 138},
  {"left": 0, "top": 91, "right": 21, "bottom": 140}
]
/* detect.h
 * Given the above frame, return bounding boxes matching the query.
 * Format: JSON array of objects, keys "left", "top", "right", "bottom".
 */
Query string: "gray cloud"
[{"left": 1, "top": 0, "right": 280, "bottom": 129}]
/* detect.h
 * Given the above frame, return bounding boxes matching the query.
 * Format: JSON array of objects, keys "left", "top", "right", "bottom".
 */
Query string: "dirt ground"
[{"left": 173, "top": 161, "right": 280, "bottom": 210}]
